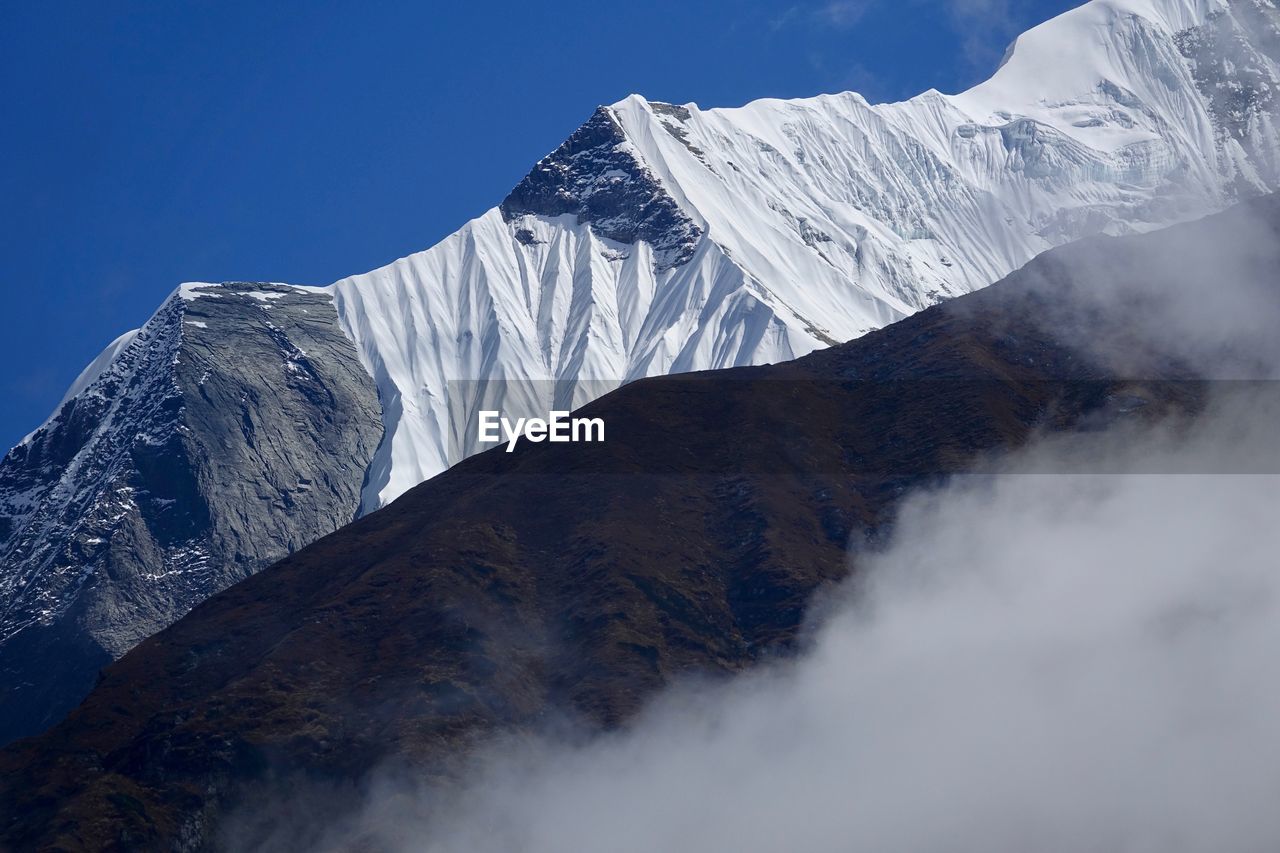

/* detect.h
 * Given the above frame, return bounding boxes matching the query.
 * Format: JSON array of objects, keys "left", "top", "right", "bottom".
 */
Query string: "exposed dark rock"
[
  {"left": 650, "top": 101, "right": 708, "bottom": 161},
  {"left": 0, "top": 284, "right": 383, "bottom": 746},
  {"left": 500, "top": 106, "right": 704, "bottom": 268}
]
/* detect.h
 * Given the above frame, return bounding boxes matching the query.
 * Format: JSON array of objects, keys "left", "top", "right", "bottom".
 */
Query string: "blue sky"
[{"left": 0, "top": 0, "right": 1079, "bottom": 448}]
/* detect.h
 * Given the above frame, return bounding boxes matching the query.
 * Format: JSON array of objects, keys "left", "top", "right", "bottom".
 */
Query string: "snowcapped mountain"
[
  {"left": 2, "top": 0, "right": 1279, "bottom": 744},
  {"left": 331, "top": 0, "right": 1280, "bottom": 508}
]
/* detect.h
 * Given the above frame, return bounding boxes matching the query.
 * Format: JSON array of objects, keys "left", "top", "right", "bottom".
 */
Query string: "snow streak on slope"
[
  {"left": 10, "top": 0, "right": 1280, "bottom": 513},
  {"left": 14, "top": 0, "right": 1280, "bottom": 511},
  {"left": 329, "top": 0, "right": 1280, "bottom": 509},
  {"left": 329, "top": 212, "right": 789, "bottom": 506}
]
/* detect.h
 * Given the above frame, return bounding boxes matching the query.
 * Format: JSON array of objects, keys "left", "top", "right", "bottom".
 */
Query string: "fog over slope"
[
  {"left": 287, "top": 410, "right": 1280, "bottom": 853},
  {"left": 230, "top": 196, "right": 1280, "bottom": 853}
]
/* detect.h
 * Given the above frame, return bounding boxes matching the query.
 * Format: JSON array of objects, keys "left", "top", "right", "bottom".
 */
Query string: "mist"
[
  {"left": 229, "top": 198, "right": 1280, "bottom": 852},
  {"left": 237, "top": 389, "right": 1280, "bottom": 853},
  {"left": 1010, "top": 197, "right": 1280, "bottom": 380}
]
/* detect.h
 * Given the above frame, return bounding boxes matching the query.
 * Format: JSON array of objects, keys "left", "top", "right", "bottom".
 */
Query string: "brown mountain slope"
[{"left": 3, "top": 195, "right": 1278, "bottom": 851}]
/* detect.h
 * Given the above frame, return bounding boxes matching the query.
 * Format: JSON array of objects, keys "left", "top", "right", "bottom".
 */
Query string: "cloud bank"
[
  {"left": 230, "top": 198, "right": 1280, "bottom": 852},
  {"left": 239, "top": 388, "right": 1280, "bottom": 852}
]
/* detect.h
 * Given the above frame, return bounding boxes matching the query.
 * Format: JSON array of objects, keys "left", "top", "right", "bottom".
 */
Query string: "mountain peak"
[{"left": 499, "top": 103, "right": 703, "bottom": 267}]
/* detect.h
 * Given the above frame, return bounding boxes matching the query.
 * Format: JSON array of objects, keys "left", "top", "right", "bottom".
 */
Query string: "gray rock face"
[
  {"left": 0, "top": 283, "right": 383, "bottom": 745},
  {"left": 499, "top": 106, "right": 704, "bottom": 268}
]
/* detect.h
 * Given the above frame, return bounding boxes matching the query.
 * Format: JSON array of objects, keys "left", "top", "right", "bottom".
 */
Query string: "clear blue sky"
[{"left": 0, "top": 0, "right": 1079, "bottom": 449}]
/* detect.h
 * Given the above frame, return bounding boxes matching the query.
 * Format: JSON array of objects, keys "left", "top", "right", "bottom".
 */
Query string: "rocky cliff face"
[
  {"left": 0, "top": 283, "right": 382, "bottom": 745},
  {"left": 499, "top": 106, "right": 704, "bottom": 268}
]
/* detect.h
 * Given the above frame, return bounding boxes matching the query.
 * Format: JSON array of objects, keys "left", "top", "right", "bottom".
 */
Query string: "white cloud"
[
  {"left": 231, "top": 200, "right": 1280, "bottom": 852},
  {"left": 768, "top": 0, "right": 874, "bottom": 31},
  {"left": 815, "top": 0, "right": 874, "bottom": 27},
  {"left": 262, "top": 392, "right": 1280, "bottom": 853},
  {"left": 944, "top": 0, "right": 1021, "bottom": 70}
]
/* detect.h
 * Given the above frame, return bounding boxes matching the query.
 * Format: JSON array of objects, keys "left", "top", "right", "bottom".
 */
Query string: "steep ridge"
[
  {"left": 336, "top": 0, "right": 1280, "bottom": 507},
  {"left": 0, "top": 285, "right": 383, "bottom": 745},
  {"left": 5, "top": 0, "right": 1280, "bottom": 748},
  {"left": 4, "top": 194, "right": 1277, "bottom": 851}
]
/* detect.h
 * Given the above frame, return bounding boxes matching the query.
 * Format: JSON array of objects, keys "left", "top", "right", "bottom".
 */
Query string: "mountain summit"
[{"left": 3, "top": 0, "right": 1279, "bottom": 745}]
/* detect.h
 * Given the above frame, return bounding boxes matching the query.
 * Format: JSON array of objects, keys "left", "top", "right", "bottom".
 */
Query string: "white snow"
[
  {"left": 57, "top": 329, "right": 140, "bottom": 409},
  {"left": 177, "top": 282, "right": 222, "bottom": 301},
  {"left": 19, "top": 329, "right": 140, "bottom": 446},
  {"left": 27, "top": 0, "right": 1279, "bottom": 514},
  {"left": 321, "top": 0, "right": 1274, "bottom": 511}
]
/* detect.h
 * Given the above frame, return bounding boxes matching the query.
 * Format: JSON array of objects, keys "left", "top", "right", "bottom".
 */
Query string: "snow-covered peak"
[
  {"left": 20, "top": 0, "right": 1280, "bottom": 515},
  {"left": 316, "top": 0, "right": 1280, "bottom": 508},
  {"left": 963, "top": 0, "right": 1220, "bottom": 102},
  {"left": 499, "top": 104, "right": 703, "bottom": 268}
]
